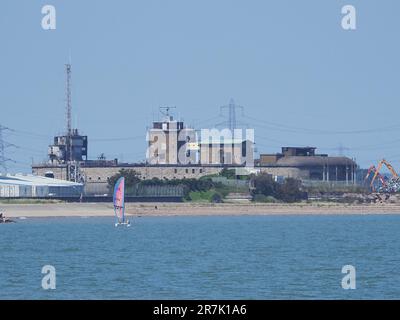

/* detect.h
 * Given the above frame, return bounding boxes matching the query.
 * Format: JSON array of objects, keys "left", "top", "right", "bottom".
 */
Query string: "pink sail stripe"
[{"left": 113, "top": 177, "right": 125, "bottom": 221}]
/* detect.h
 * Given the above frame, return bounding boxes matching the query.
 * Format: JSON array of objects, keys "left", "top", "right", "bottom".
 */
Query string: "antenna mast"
[
  {"left": 65, "top": 64, "right": 73, "bottom": 163},
  {"left": 66, "top": 64, "right": 72, "bottom": 136},
  {"left": 159, "top": 106, "right": 176, "bottom": 120}
]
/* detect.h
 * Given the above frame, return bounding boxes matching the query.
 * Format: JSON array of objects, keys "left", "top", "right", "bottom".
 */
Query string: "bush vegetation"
[
  {"left": 108, "top": 169, "right": 226, "bottom": 202},
  {"left": 251, "top": 174, "right": 306, "bottom": 203},
  {"left": 108, "top": 170, "right": 307, "bottom": 203}
]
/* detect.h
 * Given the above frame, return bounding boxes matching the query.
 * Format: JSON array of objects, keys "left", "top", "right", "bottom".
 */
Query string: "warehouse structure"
[{"left": 0, "top": 174, "right": 83, "bottom": 199}]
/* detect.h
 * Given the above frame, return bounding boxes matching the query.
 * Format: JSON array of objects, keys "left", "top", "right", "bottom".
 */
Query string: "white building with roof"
[{"left": 0, "top": 174, "right": 83, "bottom": 198}]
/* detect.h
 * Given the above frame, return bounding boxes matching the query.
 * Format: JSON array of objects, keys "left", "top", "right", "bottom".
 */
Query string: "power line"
[
  {"left": 244, "top": 115, "right": 400, "bottom": 135},
  {"left": 91, "top": 135, "right": 144, "bottom": 142},
  {"left": 188, "top": 114, "right": 224, "bottom": 128},
  {"left": 8, "top": 128, "right": 50, "bottom": 140}
]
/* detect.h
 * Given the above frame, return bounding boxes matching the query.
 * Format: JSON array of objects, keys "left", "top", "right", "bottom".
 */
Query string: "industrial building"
[
  {"left": 29, "top": 64, "right": 358, "bottom": 193},
  {"left": 147, "top": 108, "right": 196, "bottom": 165},
  {"left": 258, "top": 147, "right": 357, "bottom": 183},
  {"left": 32, "top": 109, "right": 256, "bottom": 195},
  {"left": 31, "top": 102, "right": 357, "bottom": 193},
  {"left": 146, "top": 109, "right": 254, "bottom": 166},
  {"left": 199, "top": 138, "right": 254, "bottom": 166},
  {"left": 43, "top": 64, "right": 88, "bottom": 184},
  {"left": 0, "top": 174, "right": 83, "bottom": 198},
  {"left": 48, "top": 129, "right": 88, "bottom": 164},
  {"left": 32, "top": 146, "right": 357, "bottom": 196}
]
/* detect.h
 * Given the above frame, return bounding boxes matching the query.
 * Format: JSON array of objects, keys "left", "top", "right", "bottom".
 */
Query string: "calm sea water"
[{"left": 1, "top": 214, "right": 400, "bottom": 299}]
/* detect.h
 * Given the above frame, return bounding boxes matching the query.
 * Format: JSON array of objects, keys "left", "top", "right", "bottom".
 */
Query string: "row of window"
[
  {"left": 174, "top": 168, "right": 203, "bottom": 174},
  {"left": 88, "top": 176, "right": 103, "bottom": 181}
]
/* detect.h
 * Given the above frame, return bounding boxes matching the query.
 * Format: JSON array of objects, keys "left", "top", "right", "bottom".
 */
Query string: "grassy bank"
[{"left": 0, "top": 199, "right": 64, "bottom": 205}]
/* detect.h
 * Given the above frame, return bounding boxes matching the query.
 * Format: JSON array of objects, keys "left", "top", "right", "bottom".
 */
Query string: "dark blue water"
[{"left": 1, "top": 215, "right": 400, "bottom": 299}]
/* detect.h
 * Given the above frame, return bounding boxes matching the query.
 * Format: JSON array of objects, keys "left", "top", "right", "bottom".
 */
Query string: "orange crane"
[
  {"left": 365, "top": 165, "right": 387, "bottom": 191},
  {"left": 370, "top": 159, "right": 399, "bottom": 192}
]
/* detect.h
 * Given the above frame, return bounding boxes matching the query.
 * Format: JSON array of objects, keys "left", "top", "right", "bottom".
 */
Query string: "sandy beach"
[{"left": 2, "top": 201, "right": 400, "bottom": 218}]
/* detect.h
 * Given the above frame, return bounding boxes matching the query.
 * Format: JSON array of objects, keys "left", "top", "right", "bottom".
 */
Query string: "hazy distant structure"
[
  {"left": 219, "top": 99, "right": 244, "bottom": 133},
  {"left": 147, "top": 107, "right": 196, "bottom": 165},
  {"left": 0, "top": 125, "right": 8, "bottom": 172},
  {"left": 0, "top": 125, "right": 14, "bottom": 173}
]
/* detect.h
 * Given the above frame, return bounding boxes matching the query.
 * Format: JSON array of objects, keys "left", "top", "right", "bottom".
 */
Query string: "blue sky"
[{"left": 1, "top": 0, "right": 400, "bottom": 172}]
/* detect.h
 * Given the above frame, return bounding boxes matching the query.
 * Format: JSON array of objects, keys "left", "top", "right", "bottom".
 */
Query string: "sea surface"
[{"left": 1, "top": 214, "right": 400, "bottom": 299}]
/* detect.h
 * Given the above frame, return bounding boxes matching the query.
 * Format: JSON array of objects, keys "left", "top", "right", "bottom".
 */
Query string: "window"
[
  {"left": 192, "top": 169, "right": 195, "bottom": 174},
  {"left": 44, "top": 172, "right": 54, "bottom": 178},
  {"left": 185, "top": 169, "right": 188, "bottom": 173},
  {"left": 199, "top": 169, "right": 203, "bottom": 173},
  {"left": 174, "top": 169, "right": 178, "bottom": 173}
]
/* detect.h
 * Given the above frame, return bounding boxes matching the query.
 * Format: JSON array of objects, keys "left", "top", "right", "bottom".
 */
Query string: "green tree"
[
  {"left": 219, "top": 168, "right": 237, "bottom": 179},
  {"left": 251, "top": 174, "right": 305, "bottom": 203},
  {"left": 251, "top": 173, "right": 279, "bottom": 198},
  {"left": 278, "top": 178, "right": 305, "bottom": 203},
  {"left": 107, "top": 169, "right": 141, "bottom": 194}
]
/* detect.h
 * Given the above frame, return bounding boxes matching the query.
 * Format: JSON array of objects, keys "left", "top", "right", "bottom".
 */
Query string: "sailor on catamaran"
[{"left": 113, "top": 177, "right": 131, "bottom": 227}]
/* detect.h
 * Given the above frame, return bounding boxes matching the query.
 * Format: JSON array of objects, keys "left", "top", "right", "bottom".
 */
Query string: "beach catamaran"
[{"left": 113, "top": 177, "right": 131, "bottom": 227}]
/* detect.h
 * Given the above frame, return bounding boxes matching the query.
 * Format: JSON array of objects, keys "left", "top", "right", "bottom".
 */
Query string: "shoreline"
[{"left": 2, "top": 202, "right": 400, "bottom": 218}]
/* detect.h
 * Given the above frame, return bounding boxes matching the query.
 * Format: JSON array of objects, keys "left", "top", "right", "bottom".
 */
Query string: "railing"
[{"left": 83, "top": 183, "right": 184, "bottom": 197}]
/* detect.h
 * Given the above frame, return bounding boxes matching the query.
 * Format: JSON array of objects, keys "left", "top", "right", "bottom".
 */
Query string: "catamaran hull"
[{"left": 115, "top": 222, "right": 131, "bottom": 227}]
